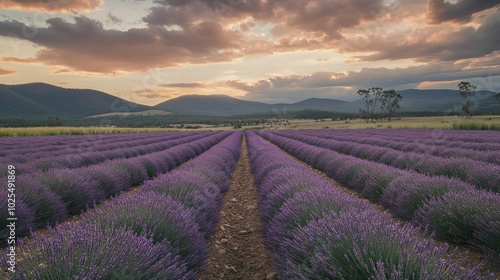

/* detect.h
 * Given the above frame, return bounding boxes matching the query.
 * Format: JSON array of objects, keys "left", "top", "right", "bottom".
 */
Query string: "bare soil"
[{"left": 199, "top": 136, "right": 276, "bottom": 280}]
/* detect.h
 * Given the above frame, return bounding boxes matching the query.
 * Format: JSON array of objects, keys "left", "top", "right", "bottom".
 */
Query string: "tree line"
[
  {"left": 358, "top": 82, "right": 500, "bottom": 121},
  {"left": 357, "top": 88, "right": 402, "bottom": 122}
]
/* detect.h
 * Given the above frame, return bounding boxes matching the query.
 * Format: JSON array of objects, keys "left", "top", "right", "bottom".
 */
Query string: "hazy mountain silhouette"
[
  {"left": 155, "top": 90, "right": 497, "bottom": 115},
  {"left": 154, "top": 94, "right": 271, "bottom": 115},
  {"left": 0, "top": 83, "right": 151, "bottom": 118},
  {"left": 1, "top": 83, "right": 497, "bottom": 118}
]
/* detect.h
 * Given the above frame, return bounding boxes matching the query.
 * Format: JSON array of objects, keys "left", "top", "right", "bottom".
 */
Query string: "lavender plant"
[
  {"left": 39, "top": 169, "right": 105, "bottom": 214},
  {"left": 10, "top": 223, "right": 194, "bottom": 279},
  {"left": 415, "top": 189, "right": 500, "bottom": 265},
  {"left": 381, "top": 173, "right": 476, "bottom": 220},
  {"left": 82, "top": 191, "right": 207, "bottom": 271},
  {"left": 141, "top": 171, "right": 223, "bottom": 236},
  {"left": 280, "top": 210, "right": 489, "bottom": 280},
  {"left": 11, "top": 174, "right": 67, "bottom": 226}
]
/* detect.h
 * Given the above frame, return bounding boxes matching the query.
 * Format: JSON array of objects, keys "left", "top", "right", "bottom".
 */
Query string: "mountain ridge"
[
  {"left": 0, "top": 83, "right": 152, "bottom": 118},
  {"left": 1, "top": 83, "right": 498, "bottom": 118}
]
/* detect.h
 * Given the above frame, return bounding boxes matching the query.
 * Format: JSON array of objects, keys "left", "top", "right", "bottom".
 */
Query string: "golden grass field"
[
  {"left": 0, "top": 127, "right": 177, "bottom": 137},
  {"left": 0, "top": 116, "right": 499, "bottom": 136},
  {"left": 276, "top": 115, "right": 500, "bottom": 130}
]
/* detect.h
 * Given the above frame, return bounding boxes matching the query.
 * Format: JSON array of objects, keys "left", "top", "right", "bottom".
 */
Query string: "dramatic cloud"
[
  {"left": 145, "top": 0, "right": 385, "bottom": 39},
  {"left": 352, "top": 9, "right": 500, "bottom": 62},
  {"left": 0, "top": 0, "right": 103, "bottom": 13},
  {"left": 2, "top": 57, "right": 39, "bottom": 64},
  {"left": 159, "top": 83, "right": 205, "bottom": 88},
  {"left": 227, "top": 60, "right": 500, "bottom": 103},
  {"left": 0, "top": 16, "right": 242, "bottom": 73},
  {"left": 428, "top": 0, "right": 500, "bottom": 23},
  {"left": 0, "top": 0, "right": 499, "bottom": 103},
  {"left": 0, "top": 68, "right": 17, "bottom": 76},
  {"left": 107, "top": 13, "right": 123, "bottom": 24}
]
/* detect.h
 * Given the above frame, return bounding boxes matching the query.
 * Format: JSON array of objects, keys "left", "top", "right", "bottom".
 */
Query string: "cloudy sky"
[{"left": 0, "top": 0, "right": 499, "bottom": 105}]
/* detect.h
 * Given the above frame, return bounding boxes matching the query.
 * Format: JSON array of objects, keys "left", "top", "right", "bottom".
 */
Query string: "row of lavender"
[
  {"left": 0, "top": 132, "right": 231, "bottom": 243},
  {"left": 273, "top": 130, "right": 500, "bottom": 192},
  {"left": 0, "top": 131, "right": 213, "bottom": 174},
  {"left": 0, "top": 131, "right": 184, "bottom": 157},
  {"left": 257, "top": 131, "right": 500, "bottom": 267},
  {"left": 0, "top": 131, "right": 194, "bottom": 161},
  {"left": 337, "top": 129, "right": 500, "bottom": 147},
  {"left": 293, "top": 129, "right": 500, "bottom": 164},
  {"left": 245, "top": 131, "right": 492, "bottom": 279},
  {"left": 4, "top": 131, "right": 242, "bottom": 279}
]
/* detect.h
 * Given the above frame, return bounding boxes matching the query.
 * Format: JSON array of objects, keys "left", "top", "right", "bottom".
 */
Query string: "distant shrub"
[{"left": 453, "top": 122, "right": 500, "bottom": 131}]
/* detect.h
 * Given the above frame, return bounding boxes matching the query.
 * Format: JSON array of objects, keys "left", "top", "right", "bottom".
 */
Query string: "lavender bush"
[
  {"left": 272, "top": 130, "right": 500, "bottom": 192},
  {"left": 82, "top": 192, "right": 207, "bottom": 271},
  {"left": 415, "top": 189, "right": 500, "bottom": 264},
  {"left": 141, "top": 131, "right": 242, "bottom": 236},
  {"left": 141, "top": 171, "right": 223, "bottom": 236},
  {"left": 83, "top": 164, "right": 131, "bottom": 197},
  {"left": 40, "top": 169, "right": 106, "bottom": 214},
  {"left": 381, "top": 173, "right": 476, "bottom": 220},
  {"left": 266, "top": 186, "right": 372, "bottom": 253},
  {"left": 0, "top": 188, "right": 34, "bottom": 243},
  {"left": 280, "top": 210, "right": 489, "bottom": 280},
  {"left": 11, "top": 223, "right": 194, "bottom": 279},
  {"left": 11, "top": 174, "right": 67, "bottom": 227}
]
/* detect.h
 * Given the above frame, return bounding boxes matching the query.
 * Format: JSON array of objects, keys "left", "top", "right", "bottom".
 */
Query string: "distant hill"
[
  {"left": 154, "top": 90, "right": 498, "bottom": 115},
  {"left": 87, "top": 110, "right": 172, "bottom": 118},
  {"left": 0, "top": 83, "right": 153, "bottom": 118},
  {"left": 154, "top": 94, "right": 272, "bottom": 115},
  {"left": 154, "top": 95, "right": 359, "bottom": 116},
  {"left": 0, "top": 83, "right": 498, "bottom": 118}
]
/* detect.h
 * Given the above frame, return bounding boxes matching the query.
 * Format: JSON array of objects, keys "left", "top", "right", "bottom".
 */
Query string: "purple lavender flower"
[
  {"left": 141, "top": 170, "right": 223, "bottom": 237},
  {"left": 39, "top": 169, "right": 106, "bottom": 214},
  {"left": 381, "top": 173, "right": 476, "bottom": 220},
  {"left": 81, "top": 191, "right": 207, "bottom": 271},
  {"left": 414, "top": 189, "right": 500, "bottom": 251},
  {"left": 13, "top": 174, "right": 67, "bottom": 227},
  {"left": 11, "top": 223, "right": 194, "bottom": 279}
]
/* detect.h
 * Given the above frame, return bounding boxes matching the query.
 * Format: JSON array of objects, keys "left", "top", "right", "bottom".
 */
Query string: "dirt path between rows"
[{"left": 199, "top": 136, "right": 276, "bottom": 280}]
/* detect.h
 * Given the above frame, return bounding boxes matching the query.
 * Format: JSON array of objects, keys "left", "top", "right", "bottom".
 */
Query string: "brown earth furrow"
[{"left": 199, "top": 136, "right": 276, "bottom": 280}]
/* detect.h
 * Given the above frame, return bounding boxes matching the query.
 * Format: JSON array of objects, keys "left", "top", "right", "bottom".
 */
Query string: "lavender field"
[{"left": 1, "top": 129, "right": 499, "bottom": 279}]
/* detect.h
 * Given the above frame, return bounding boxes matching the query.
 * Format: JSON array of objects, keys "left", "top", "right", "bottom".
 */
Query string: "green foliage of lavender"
[
  {"left": 82, "top": 192, "right": 207, "bottom": 271},
  {"left": 415, "top": 190, "right": 500, "bottom": 264}
]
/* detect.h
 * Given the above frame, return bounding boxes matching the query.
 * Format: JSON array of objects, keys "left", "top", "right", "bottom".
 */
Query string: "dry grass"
[
  {"left": 0, "top": 127, "right": 178, "bottom": 137},
  {"left": 253, "top": 115, "right": 500, "bottom": 131},
  {"left": 1, "top": 116, "right": 499, "bottom": 136}
]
